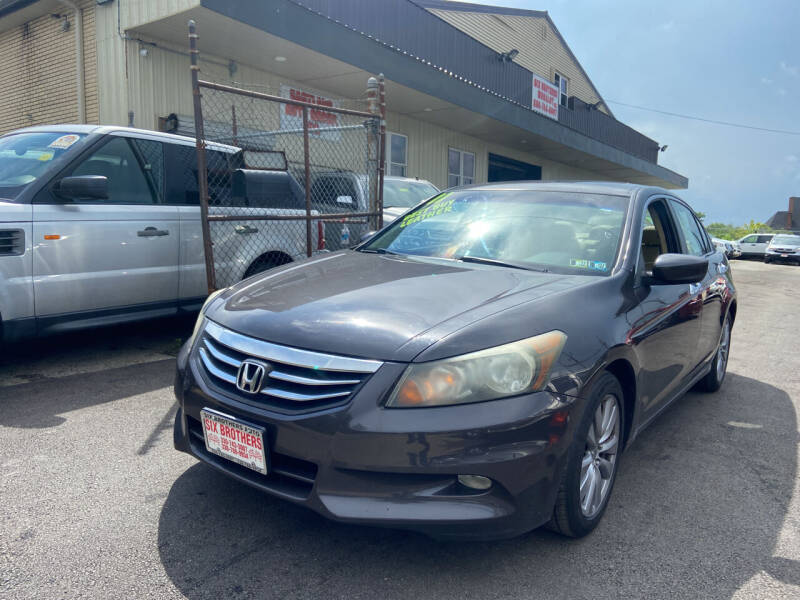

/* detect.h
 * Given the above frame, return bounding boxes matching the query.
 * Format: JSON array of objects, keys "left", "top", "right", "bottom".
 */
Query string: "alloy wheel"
[{"left": 580, "top": 394, "right": 620, "bottom": 518}]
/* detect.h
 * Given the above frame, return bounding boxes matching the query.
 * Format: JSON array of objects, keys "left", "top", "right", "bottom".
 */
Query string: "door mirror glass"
[
  {"left": 336, "top": 195, "right": 354, "bottom": 205},
  {"left": 359, "top": 230, "right": 377, "bottom": 244},
  {"left": 650, "top": 253, "right": 707, "bottom": 285},
  {"left": 54, "top": 175, "right": 108, "bottom": 200}
]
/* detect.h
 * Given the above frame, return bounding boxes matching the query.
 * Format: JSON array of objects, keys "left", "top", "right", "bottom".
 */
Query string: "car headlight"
[
  {"left": 386, "top": 331, "right": 567, "bottom": 408},
  {"left": 187, "top": 289, "right": 225, "bottom": 347}
]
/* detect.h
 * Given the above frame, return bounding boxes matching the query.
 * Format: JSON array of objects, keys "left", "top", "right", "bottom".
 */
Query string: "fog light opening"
[{"left": 458, "top": 474, "right": 492, "bottom": 491}]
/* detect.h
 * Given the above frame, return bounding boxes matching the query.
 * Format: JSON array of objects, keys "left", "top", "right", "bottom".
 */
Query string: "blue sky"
[{"left": 454, "top": 0, "right": 799, "bottom": 224}]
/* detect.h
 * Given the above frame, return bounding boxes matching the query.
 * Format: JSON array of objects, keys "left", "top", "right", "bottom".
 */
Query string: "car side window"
[
  {"left": 68, "top": 137, "right": 156, "bottom": 204},
  {"left": 130, "top": 138, "right": 164, "bottom": 203},
  {"left": 740, "top": 234, "right": 757, "bottom": 243},
  {"left": 165, "top": 144, "right": 199, "bottom": 205},
  {"left": 669, "top": 200, "right": 707, "bottom": 256},
  {"left": 757, "top": 235, "right": 773, "bottom": 244},
  {"left": 639, "top": 199, "right": 680, "bottom": 273}
]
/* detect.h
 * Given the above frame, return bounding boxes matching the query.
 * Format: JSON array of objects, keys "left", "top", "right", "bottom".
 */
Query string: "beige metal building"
[{"left": 0, "top": 0, "right": 687, "bottom": 189}]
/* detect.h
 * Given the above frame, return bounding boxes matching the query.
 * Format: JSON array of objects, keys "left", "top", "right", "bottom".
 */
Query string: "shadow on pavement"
[
  {"left": 0, "top": 359, "right": 175, "bottom": 429},
  {"left": 158, "top": 372, "right": 797, "bottom": 599}
]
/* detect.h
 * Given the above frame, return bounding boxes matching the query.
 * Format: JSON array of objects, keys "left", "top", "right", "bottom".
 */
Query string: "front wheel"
[
  {"left": 697, "top": 314, "right": 732, "bottom": 392},
  {"left": 548, "top": 372, "right": 623, "bottom": 538}
]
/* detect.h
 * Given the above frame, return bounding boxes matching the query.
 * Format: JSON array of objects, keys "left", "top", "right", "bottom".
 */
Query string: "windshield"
[
  {"left": 383, "top": 179, "right": 439, "bottom": 208},
  {"left": 0, "top": 132, "right": 87, "bottom": 199},
  {"left": 771, "top": 235, "right": 800, "bottom": 246},
  {"left": 360, "top": 189, "right": 629, "bottom": 276}
]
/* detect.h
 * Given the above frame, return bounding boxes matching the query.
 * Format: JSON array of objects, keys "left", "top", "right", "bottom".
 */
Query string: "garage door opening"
[{"left": 488, "top": 153, "right": 542, "bottom": 182}]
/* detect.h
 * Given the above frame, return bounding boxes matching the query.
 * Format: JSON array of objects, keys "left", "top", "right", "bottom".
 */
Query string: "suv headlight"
[{"left": 386, "top": 331, "right": 567, "bottom": 408}]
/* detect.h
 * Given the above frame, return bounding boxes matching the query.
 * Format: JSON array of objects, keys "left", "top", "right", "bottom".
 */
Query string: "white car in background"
[
  {"left": 382, "top": 176, "right": 439, "bottom": 224},
  {"left": 736, "top": 233, "right": 774, "bottom": 259},
  {"left": 711, "top": 237, "right": 740, "bottom": 258}
]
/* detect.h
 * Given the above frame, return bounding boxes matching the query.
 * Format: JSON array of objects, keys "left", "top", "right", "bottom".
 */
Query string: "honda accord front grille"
[{"left": 195, "top": 320, "right": 383, "bottom": 413}]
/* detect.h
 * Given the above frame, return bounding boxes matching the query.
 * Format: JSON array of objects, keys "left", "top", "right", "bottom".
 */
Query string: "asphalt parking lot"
[{"left": 1, "top": 259, "right": 799, "bottom": 600}]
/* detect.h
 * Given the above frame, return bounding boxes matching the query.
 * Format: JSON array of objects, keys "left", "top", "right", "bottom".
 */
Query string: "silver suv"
[{"left": 0, "top": 125, "right": 318, "bottom": 341}]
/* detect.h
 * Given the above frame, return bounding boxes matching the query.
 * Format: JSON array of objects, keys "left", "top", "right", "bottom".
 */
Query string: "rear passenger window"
[
  {"left": 757, "top": 235, "right": 773, "bottom": 244},
  {"left": 70, "top": 137, "right": 156, "bottom": 204},
  {"left": 669, "top": 200, "right": 708, "bottom": 256},
  {"left": 130, "top": 139, "right": 164, "bottom": 203},
  {"left": 165, "top": 145, "right": 198, "bottom": 205}
]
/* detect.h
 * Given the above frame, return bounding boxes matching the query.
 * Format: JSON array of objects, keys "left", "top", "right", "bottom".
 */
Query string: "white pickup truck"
[{"left": 0, "top": 125, "right": 320, "bottom": 341}]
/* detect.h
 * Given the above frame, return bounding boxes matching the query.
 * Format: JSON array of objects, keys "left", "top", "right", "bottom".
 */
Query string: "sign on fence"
[{"left": 280, "top": 85, "right": 342, "bottom": 141}]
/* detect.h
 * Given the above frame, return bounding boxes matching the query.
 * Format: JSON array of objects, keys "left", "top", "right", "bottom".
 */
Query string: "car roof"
[
  {"left": 460, "top": 181, "right": 652, "bottom": 197},
  {"left": 384, "top": 176, "right": 436, "bottom": 185},
  {"left": 6, "top": 123, "right": 239, "bottom": 153}
]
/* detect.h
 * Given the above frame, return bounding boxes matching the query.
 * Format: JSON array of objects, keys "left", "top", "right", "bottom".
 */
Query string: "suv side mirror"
[
  {"left": 650, "top": 253, "right": 708, "bottom": 285},
  {"left": 55, "top": 175, "right": 108, "bottom": 200}
]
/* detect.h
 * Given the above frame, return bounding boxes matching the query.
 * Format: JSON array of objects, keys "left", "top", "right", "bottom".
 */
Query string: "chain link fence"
[{"left": 188, "top": 22, "right": 385, "bottom": 292}]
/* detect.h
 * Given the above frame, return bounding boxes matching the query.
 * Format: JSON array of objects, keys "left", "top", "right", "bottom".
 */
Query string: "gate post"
[{"left": 188, "top": 20, "right": 217, "bottom": 293}]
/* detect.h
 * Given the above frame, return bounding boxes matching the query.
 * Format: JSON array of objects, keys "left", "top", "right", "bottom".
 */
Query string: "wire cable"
[{"left": 607, "top": 99, "right": 800, "bottom": 136}]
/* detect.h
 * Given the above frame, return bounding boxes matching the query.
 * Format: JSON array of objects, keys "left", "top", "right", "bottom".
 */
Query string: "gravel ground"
[{"left": 1, "top": 259, "right": 798, "bottom": 599}]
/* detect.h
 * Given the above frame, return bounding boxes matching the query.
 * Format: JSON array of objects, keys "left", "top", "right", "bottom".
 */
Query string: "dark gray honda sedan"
[{"left": 173, "top": 182, "right": 736, "bottom": 540}]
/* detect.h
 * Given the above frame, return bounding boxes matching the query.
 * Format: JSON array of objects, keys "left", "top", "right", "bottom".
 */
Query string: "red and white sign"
[
  {"left": 532, "top": 74, "right": 559, "bottom": 120},
  {"left": 201, "top": 409, "right": 267, "bottom": 474},
  {"left": 280, "top": 85, "right": 341, "bottom": 141}
]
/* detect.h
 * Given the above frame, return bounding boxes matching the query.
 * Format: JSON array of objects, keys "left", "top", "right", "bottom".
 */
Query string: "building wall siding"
[
  {"left": 427, "top": 8, "right": 609, "bottom": 115},
  {"left": 0, "top": 0, "right": 98, "bottom": 134}
]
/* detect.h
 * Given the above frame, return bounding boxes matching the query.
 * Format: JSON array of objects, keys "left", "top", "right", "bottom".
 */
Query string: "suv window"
[
  {"left": 65, "top": 137, "right": 156, "bottom": 204},
  {"left": 130, "top": 138, "right": 164, "bottom": 203},
  {"left": 757, "top": 234, "right": 774, "bottom": 244},
  {"left": 740, "top": 234, "right": 757, "bottom": 243},
  {"left": 164, "top": 144, "right": 237, "bottom": 206},
  {"left": 311, "top": 175, "right": 359, "bottom": 212},
  {"left": 669, "top": 199, "right": 708, "bottom": 256}
]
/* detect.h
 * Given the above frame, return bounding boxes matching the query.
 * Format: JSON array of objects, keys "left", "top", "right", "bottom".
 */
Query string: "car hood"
[{"left": 206, "top": 251, "right": 589, "bottom": 362}]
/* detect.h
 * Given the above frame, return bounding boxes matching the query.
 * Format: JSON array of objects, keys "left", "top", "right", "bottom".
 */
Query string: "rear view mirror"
[
  {"left": 650, "top": 253, "right": 708, "bottom": 285},
  {"left": 336, "top": 195, "right": 354, "bottom": 205},
  {"left": 55, "top": 175, "right": 108, "bottom": 200}
]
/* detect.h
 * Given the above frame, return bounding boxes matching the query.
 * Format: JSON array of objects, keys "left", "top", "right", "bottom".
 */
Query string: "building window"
[
  {"left": 448, "top": 148, "right": 475, "bottom": 188},
  {"left": 554, "top": 71, "right": 569, "bottom": 107},
  {"left": 387, "top": 132, "right": 407, "bottom": 177}
]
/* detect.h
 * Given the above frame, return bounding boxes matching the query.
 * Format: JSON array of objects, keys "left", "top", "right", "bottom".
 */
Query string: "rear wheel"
[
  {"left": 697, "top": 313, "right": 731, "bottom": 392},
  {"left": 548, "top": 372, "right": 623, "bottom": 538}
]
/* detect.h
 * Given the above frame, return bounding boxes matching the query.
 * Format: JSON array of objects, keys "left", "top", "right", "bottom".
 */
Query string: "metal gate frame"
[{"left": 188, "top": 20, "right": 386, "bottom": 293}]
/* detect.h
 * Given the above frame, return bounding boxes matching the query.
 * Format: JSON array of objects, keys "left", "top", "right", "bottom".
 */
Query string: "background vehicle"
[
  {"left": 764, "top": 234, "right": 800, "bottom": 264},
  {"left": 736, "top": 233, "right": 774, "bottom": 258},
  {"left": 382, "top": 176, "right": 439, "bottom": 224},
  {"left": 0, "top": 125, "right": 319, "bottom": 341},
  {"left": 309, "top": 172, "right": 438, "bottom": 249},
  {"left": 712, "top": 236, "right": 739, "bottom": 258},
  {"left": 173, "top": 182, "right": 736, "bottom": 541}
]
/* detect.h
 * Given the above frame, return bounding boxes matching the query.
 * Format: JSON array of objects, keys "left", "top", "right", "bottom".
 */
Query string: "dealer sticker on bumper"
[{"left": 200, "top": 409, "right": 267, "bottom": 475}]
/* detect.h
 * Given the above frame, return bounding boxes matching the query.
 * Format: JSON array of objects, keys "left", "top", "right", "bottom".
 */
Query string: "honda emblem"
[{"left": 236, "top": 359, "right": 269, "bottom": 394}]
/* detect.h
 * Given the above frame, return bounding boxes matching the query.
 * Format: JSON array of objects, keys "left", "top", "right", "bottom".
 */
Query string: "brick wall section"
[{"left": 0, "top": 0, "right": 97, "bottom": 135}]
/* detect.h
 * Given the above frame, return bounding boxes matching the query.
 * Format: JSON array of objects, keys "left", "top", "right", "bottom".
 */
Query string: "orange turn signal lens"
[{"left": 44, "top": 235, "right": 60, "bottom": 240}]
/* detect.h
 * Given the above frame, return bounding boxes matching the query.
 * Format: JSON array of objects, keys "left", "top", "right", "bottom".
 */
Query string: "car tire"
[
  {"left": 697, "top": 313, "right": 732, "bottom": 393},
  {"left": 548, "top": 372, "right": 623, "bottom": 538},
  {"left": 764, "top": 257, "right": 771, "bottom": 264}
]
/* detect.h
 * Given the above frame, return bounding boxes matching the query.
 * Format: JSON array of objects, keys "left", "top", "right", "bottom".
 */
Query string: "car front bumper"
[{"left": 172, "top": 343, "right": 580, "bottom": 540}]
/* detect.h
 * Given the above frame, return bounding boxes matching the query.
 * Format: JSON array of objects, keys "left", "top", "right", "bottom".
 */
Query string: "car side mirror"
[
  {"left": 359, "top": 231, "right": 377, "bottom": 243},
  {"left": 649, "top": 253, "right": 708, "bottom": 285},
  {"left": 336, "top": 195, "right": 354, "bottom": 205},
  {"left": 54, "top": 175, "right": 108, "bottom": 200}
]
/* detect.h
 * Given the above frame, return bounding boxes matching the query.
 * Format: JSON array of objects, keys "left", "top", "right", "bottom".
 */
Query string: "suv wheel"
[{"left": 548, "top": 372, "right": 623, "bottom": 538}]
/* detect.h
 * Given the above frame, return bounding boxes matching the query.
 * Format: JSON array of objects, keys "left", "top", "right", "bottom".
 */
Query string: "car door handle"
[
  {"left": 137, "top": 227, "right": 169, "bottom": 237},
  {"left": 235, "top": 225, "right": 259, "bottom": 235}
]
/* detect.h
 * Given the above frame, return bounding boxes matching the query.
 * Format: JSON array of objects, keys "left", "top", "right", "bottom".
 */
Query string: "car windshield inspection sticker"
[{"left": 48, "top": 134, "right": 80, "bottom": 150}]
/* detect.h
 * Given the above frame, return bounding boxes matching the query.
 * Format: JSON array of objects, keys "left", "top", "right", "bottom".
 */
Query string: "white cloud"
[
  {"left": 780, "top": 61, "right": 798, "bottom": 76},
  {"left": 786, "top": 155, "right": 799, "bottom": 163},
  {"left": 659, "top": 20, "right": 675, "bottom": 32},
  {"left": 777, "top": 88, "right": 787, "bottom": 96},
  {"left": 760, "top": 77, "right": 773, "bottom": 85}
]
